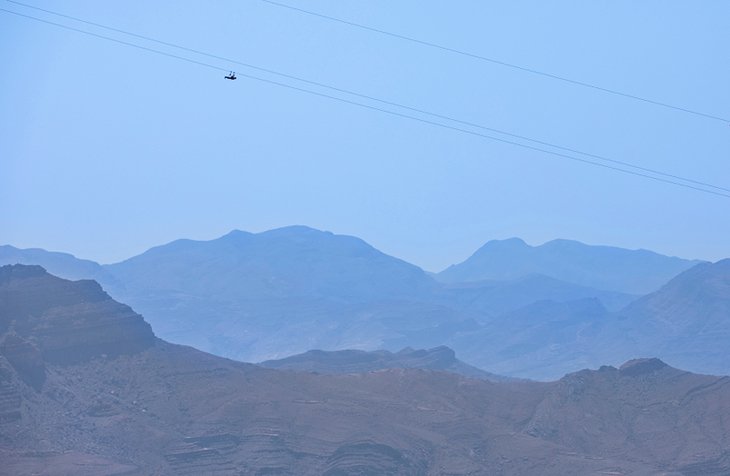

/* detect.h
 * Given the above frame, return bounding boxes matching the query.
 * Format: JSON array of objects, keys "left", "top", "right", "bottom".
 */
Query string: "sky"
[{"left": 1, "top": 0, "right": 729, "bottom": 272}]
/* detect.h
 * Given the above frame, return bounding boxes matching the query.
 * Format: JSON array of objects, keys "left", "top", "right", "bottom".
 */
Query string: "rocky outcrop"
[
  {"left": 323, "top": 441, "right": 426, "bottom": 476},
  {"left": 619, "top": 357, "right": 669, "bottom": 376},
  {"left": 0, "top": 264, "right": 154, "bottom": 365},
  {"left": 259, "top": 345, "right": 511, "bottom": 382}
]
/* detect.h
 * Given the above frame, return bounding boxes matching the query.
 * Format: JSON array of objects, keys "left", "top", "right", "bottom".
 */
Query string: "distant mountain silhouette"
[
  {"left": 100, "top": 228, "right": 648, "bottom": 362},
  {"left": 0, "top": 245, "right": 110, "bottom": 282},
  {"left": 437, "top": 237, "right": 699, "bottom": 294},
  {"left": 616, "top": 259, "right": 730, "bottom": 375},
  {"left": 99, "top": 226, "right": 449, "bottom": 360},
  {"left": 0, "top": 228, "right": 708, "bottom": 375},
  {"left": 2, "top": 264, "right": 729, "bottom": 475},
  {"left": 260, "top": 346, "right": 511, "bottom": 382},
  {"left": 106, "top": 226, "right": 436, "bottom": 302}
]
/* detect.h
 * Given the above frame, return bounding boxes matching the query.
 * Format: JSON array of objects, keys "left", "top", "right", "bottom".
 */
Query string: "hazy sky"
[{"left": 1, "top": 0, "right": 729, "bottom": 271}]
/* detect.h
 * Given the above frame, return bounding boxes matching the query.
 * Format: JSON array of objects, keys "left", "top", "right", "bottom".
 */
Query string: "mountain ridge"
[
  {"left": 0, "top": 228, "right": 718, "bottom": 378},
  {"left": 259, "top": 345, "right": 513, "bottom": 382},
  {"left": 1, "top": 264, "right": 729, "bottom": 475},
  {"left": 437, "top": 236, "right": 701, "bottom": 294},
  {"left": 614, "top": 258, "right": 730, "bottom": 375}
]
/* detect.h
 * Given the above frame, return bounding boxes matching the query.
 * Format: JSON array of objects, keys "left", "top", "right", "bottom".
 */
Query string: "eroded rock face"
[
  {"left": 0, "top": 356, "right": 22, "bottom": 424},
  {"left": 0, "top": 333, "right": 45, "bottom": 390},
  {"left": 323, "top": 441, "right": 426, "bottom": 476},
  {"left": 0, "top": 265, "right": 154, "bottom": 365}
]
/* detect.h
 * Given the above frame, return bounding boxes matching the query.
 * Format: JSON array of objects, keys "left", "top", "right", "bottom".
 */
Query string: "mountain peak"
[
  {"left": 476, "top": 237, "right": 529, "bottom": 251},
  {"left": 619, "top": 358, "right": 669, "bottom": 376},
  {"left": 104, "top": 225, "right": 434, "bottom": 325},
  {"left": 0, "top": 263, "right": 48, "bottom": 281},
  {"left": 220, "top": 229, "right": 254, "bottom": 240},
  {"left": 261, "top": 225, "right": 329, "bottom": 236}
]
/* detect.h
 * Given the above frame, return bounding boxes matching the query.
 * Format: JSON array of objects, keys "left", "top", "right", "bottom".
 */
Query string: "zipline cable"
[
  {"left": 256, "top": 0, "right": 730, "bottom": 124},
  {"left": 4, "top": 1, "right": 729, "bottom": 193},
  {"left": 2, "top": 7, "right": 729, "bottom": 199}
]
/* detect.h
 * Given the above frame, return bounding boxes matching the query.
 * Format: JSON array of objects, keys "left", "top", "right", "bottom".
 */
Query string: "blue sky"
[{"left": 1, "top": 0, "right": 729, "bottom": 271}]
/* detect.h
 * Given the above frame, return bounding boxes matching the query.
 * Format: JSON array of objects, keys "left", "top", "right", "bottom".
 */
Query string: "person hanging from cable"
[{"left": 225, "top": 71, "right": 236, "bottom": 80}]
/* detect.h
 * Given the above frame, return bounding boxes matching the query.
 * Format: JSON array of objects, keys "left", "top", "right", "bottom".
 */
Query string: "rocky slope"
[
  {"left": 615, "top": 258, "right": 730, "bottom": 374},
  {"left": 0, "top": 264, "right": 154, "bottom": 367},
  {"left": 450, "top": 298, "right": 611, "bottom": 379},
  {"left": 526, "top": 358, "right": 730, "bottom": 475},
  {"left": 1, "top": 264, "right": 729, "bottom": 475}
]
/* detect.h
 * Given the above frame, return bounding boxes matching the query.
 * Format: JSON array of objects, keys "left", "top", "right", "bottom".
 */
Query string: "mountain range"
[
  {"left": 2, "top": 264, "right": 730, "bottom": 475},
  {"left": 449, "top": 258, "right": 730, "bottom": 378},
  {"left": 437, "top": 237, "right": 701, "bottom": 294},
  {"left": 1, "top": 226, "right": 725, "bottom": 380}
]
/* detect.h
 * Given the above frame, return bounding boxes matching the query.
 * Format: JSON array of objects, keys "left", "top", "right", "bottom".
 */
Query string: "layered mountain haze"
[
  {"left": 2, "top": 227, "right": 445, "bottom": 360},
  {"left": 101, "top": 226, "right": 447, "bottom": 360},
  {"left": 7, "top": 1, "right": 728, "bottom": 471},
  {"left": 439, "top": 273, "right": 635, "bottom": 315},
  {"left": 437, "top": 237, "right": 700, "bottom": 294},
  {"left": 452, "top": 259, "right": 730, "bottom": 379},
  {"left": 1, "top": 227, "right": 725, "bottom": 379},
  {"left": 2, "top": 265, "right": 729, "bottom": 475},
  {"left": 450, "top": 298, "right": 612, "bottom": 379}
]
